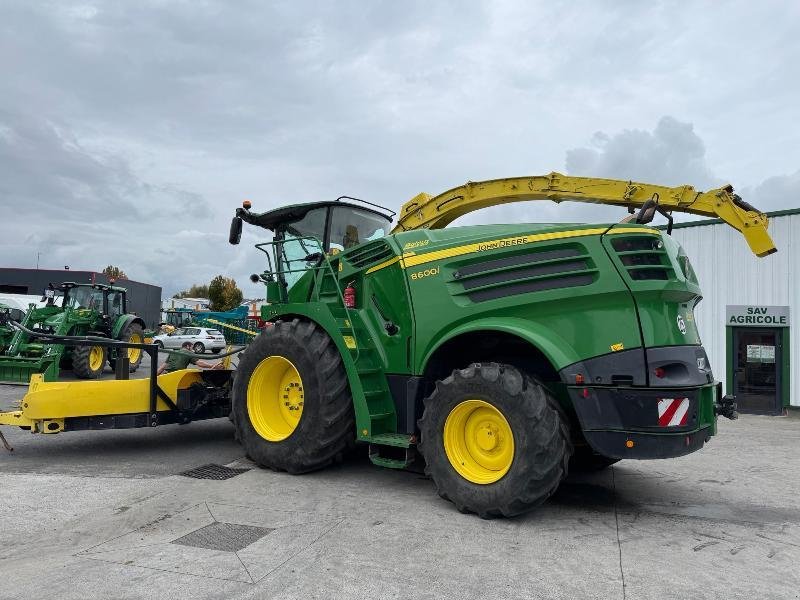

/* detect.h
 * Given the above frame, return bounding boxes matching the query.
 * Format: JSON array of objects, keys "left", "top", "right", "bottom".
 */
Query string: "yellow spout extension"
[{"left": 392, "top": 173, "right": 776, "bottom": 257}]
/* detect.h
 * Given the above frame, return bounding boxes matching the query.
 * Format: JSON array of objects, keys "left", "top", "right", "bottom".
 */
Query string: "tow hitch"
[{"left": 715, "top": 382, "right": 738, "bottom": 420}]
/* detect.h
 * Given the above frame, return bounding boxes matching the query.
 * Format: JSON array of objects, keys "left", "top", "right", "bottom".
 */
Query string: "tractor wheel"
[
  {"left": 570, "top": 446, "right": 620, "bottom": 472},
  {"left": 156, "top": 340, "right": 164, "bottom": 349},
  {"left": 193, "top": 342, "right": 205, "bottom": 354},
  {"left": 72, "top": 345, "right": 107, "bottom": 379},
  {"left": 110, "top": 322, "right": 145, "bottom": 373},
  {"left": 232, "top": 318, "right": 354, "bottom": 474},
  {"left": 418, "top": 363, "right": 572, "bottom": 518}
]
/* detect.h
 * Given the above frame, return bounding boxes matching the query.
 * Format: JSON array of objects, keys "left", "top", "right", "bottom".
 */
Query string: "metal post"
[
  {"left": 149, "top": 346, "right": 158, "bottom": 426},
  {"left": 115, "top": 355, "right": 130, "bottom": 380}
]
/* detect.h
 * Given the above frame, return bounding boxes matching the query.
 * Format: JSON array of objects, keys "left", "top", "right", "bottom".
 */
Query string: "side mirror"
[
  {"left": 250, "top": 272, "right": 274, "bottom": 283},
  {"left": 229, "top": 216, "right": 243, "bottom": 245}
]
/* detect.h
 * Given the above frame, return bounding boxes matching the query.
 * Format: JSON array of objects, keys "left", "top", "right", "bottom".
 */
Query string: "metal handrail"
[
  {"left": 1, "top": 315, "right": 244, "bottom": 425},
  {"left": 253, "top": 235, "right": 362, "bottom": 362}
]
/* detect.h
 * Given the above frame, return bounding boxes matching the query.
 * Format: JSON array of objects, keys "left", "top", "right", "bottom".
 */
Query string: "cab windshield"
[
  {"left": 282, "top": 206, "right": 391, "bottom": 252},
  {"left": 280, "top": 205, "right": 391, "bottom": 289},
  {"left": 65, "top": 287, "right": 104, "bottom": 311}
]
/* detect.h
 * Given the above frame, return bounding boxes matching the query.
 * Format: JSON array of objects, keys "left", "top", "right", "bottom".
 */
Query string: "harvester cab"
[
  {"left": 228, "top": 173, "right": 774, "bottom": 517},
  {"left": 231, "top": 196, "right": 395, "bottom": 302},
  {"left": 0, "top": 282, "right": 147, "bottom": 383}
]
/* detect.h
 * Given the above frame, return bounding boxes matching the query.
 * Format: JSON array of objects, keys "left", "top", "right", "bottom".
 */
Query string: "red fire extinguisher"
[{"left": 343, "top": 281, "right": 356, "bottom": 308}]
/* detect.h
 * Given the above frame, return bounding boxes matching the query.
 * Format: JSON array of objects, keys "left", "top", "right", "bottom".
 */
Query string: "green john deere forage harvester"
[
  {"left": 228, "top": 173, "right": 776, "bottom": 517},
  {"left": 0, "top": 282, "right": 146, "bottom": 383}
]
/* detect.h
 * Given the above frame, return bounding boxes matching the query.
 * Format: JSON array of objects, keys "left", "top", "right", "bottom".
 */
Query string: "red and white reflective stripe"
[{"left": 657, "top": 397, "right": 690, "bottom": 427}]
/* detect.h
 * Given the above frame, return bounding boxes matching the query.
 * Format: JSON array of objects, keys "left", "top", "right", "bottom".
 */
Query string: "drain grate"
[
  {"left": 179, "top": 464, "right": 251, "bottom": 480},
  {"left": 171, "top": 522, "right": 273, "bottom": 553}
]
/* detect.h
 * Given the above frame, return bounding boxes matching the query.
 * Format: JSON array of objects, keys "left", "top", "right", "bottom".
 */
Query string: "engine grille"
[
  {"left": 611, "top": 236, "right": 673, "bottom": 281},
  {"left": 451, "top": 246, "right": 596, "bottom": 303},
  {"left": 345, "top": 240, "right": 394, "bottom": 269}
]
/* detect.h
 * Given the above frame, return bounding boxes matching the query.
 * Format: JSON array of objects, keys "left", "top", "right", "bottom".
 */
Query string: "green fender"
[
  {"left": 112, "top": 315, "right": 147, "bottom": 339},
  {"left": 419, "top": 316, "right": 584, "bottom": 376}
]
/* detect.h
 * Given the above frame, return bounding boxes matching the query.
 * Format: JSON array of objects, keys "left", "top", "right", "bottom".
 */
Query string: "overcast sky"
[{"left": 1, "top": 1, "right": 798, "bottom": 297}]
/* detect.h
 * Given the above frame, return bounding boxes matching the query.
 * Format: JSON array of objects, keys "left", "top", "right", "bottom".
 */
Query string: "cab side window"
[{"left": 108, "top": 292, "right": 123, "bottom": 319}]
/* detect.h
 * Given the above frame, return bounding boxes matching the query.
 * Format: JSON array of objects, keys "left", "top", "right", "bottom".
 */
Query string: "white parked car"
[{"left": 153, "top": 327, "right": 226, "bottom": 354}]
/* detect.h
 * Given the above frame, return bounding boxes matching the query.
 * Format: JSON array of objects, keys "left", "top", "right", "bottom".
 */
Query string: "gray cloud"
[
  {"left": 455, "top": 115, "right": 798, "bottom": 228},
  {"left": 744, "top": 171, "right": 800, "bottom": 213},
  {"left": 566, "top": 117, "right": 718, "bottom": 190},
  {"left": 0, "top": 1, "right": 797, "bottom": 297}
]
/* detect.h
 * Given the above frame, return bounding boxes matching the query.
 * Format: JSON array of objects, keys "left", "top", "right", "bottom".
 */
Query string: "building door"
[{"left": 733, "top": 328, "right": 781, "bottom": 415}]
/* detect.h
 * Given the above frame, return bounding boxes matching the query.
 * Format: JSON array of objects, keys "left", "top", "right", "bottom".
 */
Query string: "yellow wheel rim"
[
  {"left": 128, "top": 333, "right": 142, "bottom": 363},
  {"left": 88, "top": 346, "right": 105, "bottom": 372},
  {"left": 443, "top": 399, "right": 514, "bottom": 485},
  {"left": 247, "top": 356, "right": 304, "bottom": 441}
]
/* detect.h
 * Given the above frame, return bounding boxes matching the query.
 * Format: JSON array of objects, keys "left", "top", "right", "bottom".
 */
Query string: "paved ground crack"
[{"left": 611, "top": 466, "right": 627, "bottom": 600}]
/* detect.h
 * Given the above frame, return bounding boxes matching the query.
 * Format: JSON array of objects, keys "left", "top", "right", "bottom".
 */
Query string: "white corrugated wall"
[{"left": 670, "top": 213, "right": 799, "bottom": 406}]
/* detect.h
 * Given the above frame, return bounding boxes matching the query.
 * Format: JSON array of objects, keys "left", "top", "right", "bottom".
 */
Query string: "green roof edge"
[{"left": 657, "top": 207, "right": 800, "bottom": 230}]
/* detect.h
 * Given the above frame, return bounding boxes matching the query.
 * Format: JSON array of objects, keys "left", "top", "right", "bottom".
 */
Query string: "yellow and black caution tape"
[{"left": 202, "top": 318, "right": 259, "bottom": 337}]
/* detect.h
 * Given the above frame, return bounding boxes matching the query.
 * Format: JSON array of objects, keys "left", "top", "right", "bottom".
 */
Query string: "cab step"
[
  {"left": 367, "top": 433, "right": 416, "bottom": 469},
  {"left": 365, "top": 432, "right": 415, "bottom": 448},
  {"left": 368, "top": 444, "right": 416, "bottom": 469}
]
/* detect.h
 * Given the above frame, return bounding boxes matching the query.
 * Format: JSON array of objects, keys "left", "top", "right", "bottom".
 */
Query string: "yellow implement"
[
  {"left": 392, "top": 172, "right": 776, "bottom": 257},
  {"left": 0, "top": 369, "right": 229, "bottom": 435}
]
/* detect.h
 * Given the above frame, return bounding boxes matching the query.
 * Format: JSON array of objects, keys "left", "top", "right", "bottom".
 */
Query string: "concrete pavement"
[{"left": 0, "top": 367, "right": 798, "bottom": 599}]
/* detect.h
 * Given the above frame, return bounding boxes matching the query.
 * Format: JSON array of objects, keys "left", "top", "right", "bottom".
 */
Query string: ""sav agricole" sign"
[{"left": 726, "top": 305, "right": 790, "bottom": 327}]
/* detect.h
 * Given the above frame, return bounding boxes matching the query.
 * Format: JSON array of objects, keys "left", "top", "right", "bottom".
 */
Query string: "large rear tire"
[
  {"left": 418, "top": 363, "right": 572, "bottom": 518},
  {"left": 110, "top": 322, "right": 145, "bottom": 373},
  {"left": 232, "top": 318, "right": 354, "bottom": 474},
  {"left": 72, "top": 345, "right": 107, "bottom": 379}
]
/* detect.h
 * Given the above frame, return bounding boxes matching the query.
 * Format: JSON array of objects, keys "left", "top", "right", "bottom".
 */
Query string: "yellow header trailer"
[
  {"left": 0, "top": 327, "right": 235, "bottom": 449},
  {"left": 0, "top": 370, "right": 231, "bottom": 436}
]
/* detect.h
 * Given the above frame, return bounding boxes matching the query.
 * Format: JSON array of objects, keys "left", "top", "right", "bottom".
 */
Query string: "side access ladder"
[{"left": 318, "top": 263, "right": 415, "bottom": 469}]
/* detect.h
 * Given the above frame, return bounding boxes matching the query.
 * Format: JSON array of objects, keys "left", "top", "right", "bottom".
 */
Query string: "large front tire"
[
  {"left": 232, "top": 318, "right": 354, "bottom": 474},
  {"left": 418, "top": 363, "right": 572, "bottom": 518}
]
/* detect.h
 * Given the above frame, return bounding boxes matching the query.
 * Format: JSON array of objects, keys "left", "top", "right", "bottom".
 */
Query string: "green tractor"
[
  {"left": 161, "top": 308, "right": 195, "bottom": 330},
  {"left": 0, "top": 303, "right": 25, "bottom": 352},
  {"left": 228, "top": 174, "right": 775, "bottom": 517},
  {"left": 0, "top": 282, "right": 146, "bottom": 383}
]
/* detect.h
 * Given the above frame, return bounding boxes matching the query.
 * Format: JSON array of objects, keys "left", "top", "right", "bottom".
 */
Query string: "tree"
[
  {"left": 173, "top": 284, "right": 210, "bottom": 299},
  {"left": 102, "top": 265, "right": 127, "bottom": 280},
  {"left": 207, "top": 276, "right": 243, "bottom": 311}
]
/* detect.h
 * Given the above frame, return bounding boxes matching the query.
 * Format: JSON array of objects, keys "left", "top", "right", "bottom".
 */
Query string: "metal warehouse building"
[
  {"left": 670, "top": 208, "right": 799, "bottom": 415},
  {"left": 0, "top": 268, "right": 162, "bottom": 328}
]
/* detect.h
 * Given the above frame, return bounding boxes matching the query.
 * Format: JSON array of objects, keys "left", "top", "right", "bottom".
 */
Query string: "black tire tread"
[
  {"left": 110, "top": 322, "right": 145, "bottom": 373},
  {"left": 418, "top": 362, "right": 572, "bottom": 518},
  {"left": 71, "top": 345, "right": 105, "bottom": 379},
  {"left": 232, "top": 318, "right": 355, "bottom": 474}
]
